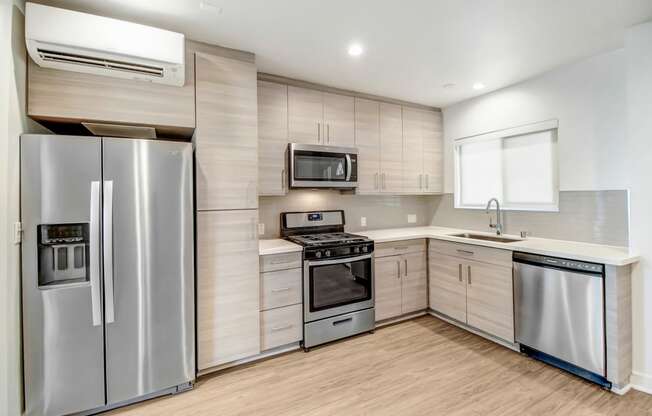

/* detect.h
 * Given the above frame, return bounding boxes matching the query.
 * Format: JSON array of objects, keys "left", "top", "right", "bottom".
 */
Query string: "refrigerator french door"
[{"left": 21, "top": 135, "right": 195, "bottom": 416}]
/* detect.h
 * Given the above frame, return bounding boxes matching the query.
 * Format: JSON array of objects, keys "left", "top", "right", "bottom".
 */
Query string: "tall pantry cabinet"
[{"left": 194, "top": 50, "right": 261, "bottom": 371}]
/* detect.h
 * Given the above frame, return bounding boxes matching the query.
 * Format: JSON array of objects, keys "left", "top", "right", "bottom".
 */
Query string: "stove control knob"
[
  {"left": 353, "top": 246, "right": 360, "bottom": 253},
  {"left": 315, "top": 251, "right": 322, "bottom": 258},
  {"left": 362, "top": 246, "right": 368, "bottom": 253},
  {"left": 325, "top": 250, "right": 331, "bottom": 257}
]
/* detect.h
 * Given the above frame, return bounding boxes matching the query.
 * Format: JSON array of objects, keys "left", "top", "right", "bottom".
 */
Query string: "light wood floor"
[{"left": 108, "top": 316, "right": 652, "bottom": 415}]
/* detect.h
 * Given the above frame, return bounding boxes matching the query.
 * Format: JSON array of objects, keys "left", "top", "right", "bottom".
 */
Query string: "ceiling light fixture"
[
  {"left": 347, "top": 43, "right": 364, "bottom": 57},
  {"left": 473, "top": 82, "right": 485, "bottom": 90}
]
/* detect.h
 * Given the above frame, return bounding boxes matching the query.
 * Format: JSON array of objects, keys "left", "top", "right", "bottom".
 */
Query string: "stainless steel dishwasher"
[{"left": 513, "top": 252, "right": 609, "bottom": 388}]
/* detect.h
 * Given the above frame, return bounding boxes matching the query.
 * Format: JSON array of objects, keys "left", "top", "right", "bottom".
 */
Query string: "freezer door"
[
  {"left": 103, "top": 138, "right": 195, "bottom": 404},
  {"left": 514, "top": 262, "right": 605, "bottom": 376},
  {"left": 21, "top": 135, "right": 105, "bottom": 416}
]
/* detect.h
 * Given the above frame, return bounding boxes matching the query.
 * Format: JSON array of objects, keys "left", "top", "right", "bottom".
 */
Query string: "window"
[{"left": 454, "top": 120, "right": 559, "bottom": 211}]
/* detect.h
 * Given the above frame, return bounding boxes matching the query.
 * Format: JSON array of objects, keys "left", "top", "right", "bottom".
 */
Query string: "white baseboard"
[{"left": 632, "top": 371, "right": 652, "bottom": 395}]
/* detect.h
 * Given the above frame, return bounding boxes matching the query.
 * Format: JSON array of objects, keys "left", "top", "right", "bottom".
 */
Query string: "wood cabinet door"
[
  {"left": 374, "top": 255, "right": 403, "bottom": 321},
  {"left": 288, "top": 86, "right": 323, "bottom": 144},
  {"left": 197, "top": 210, "right": 260, "bottom": 370},
  {"left": 428, "top": 252, "right": 467, "bottom": 323},
  {"left": 258, "top": 81, "right": 288, "bottom": 196},
  {"left": 422, "top": 110, "right": 443, "bottom": 193},
  {"left": 323, "top": 92, "right": 355, "bottom": 146},
  {"left": 402, "top": 107, "right": 424, "bottom": 194},
  {"left": 401, "top": 252, "right": 428, "bottom": 314},
  {"left": 466, "top": 259, "right": 515, "bottom": 342},
  {"left": 354, "top": 98, "right": 381, "bottom": 194},
  {"left": 379, "top": 103, "right": 403, "bottom": 193},
  {"left": 195, "top": 52, "right": 258, "bottom": 210}
]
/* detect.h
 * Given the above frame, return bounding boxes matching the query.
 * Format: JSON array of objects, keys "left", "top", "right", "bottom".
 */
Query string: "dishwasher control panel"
[{"left": 513, "top": 252, "right": 603, "bottom": 274}]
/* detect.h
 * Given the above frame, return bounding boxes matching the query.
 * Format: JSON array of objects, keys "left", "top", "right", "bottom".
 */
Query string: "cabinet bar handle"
[
  {"left": 467, "top": 265, "right": 472, "bottom": 285},
  {"left": 327, "top": 124, "right": 330, "bottom": 143},
  {"left": 426, "top": 174, "right": 429, "bottom": 190},
  {"left": 458, "top": 264, "right": 462, "bottom": 282},
  {"left": 397, "top": 260, "right": 401, "bottom": 279},
  {"left": 419, "top": 174, "right": 422, "bottom": 189},
  {"left": 456, "top": 249, "right": 474, "bottom": 256},
  {"left": 271, "top": 324, "right": 293, "bottom": 332},
  {"left": 271, "top": 287, "right": 291, "bottom": 293},
  {"left": 382, "top": 173, "right": 386, "bottom": 190},
  {"left": 404, "top": 259, "right": 408, "bottom": 276},
  {"left": 317, "top": 122, "right": 321, "bottom": 143},
  {"left": 374, "top": 172, "right": 379, "bottom": 190}
]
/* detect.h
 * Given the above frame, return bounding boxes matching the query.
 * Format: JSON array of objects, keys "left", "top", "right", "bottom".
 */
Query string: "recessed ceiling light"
[
  {"left": 347, "top": 43, "right": 364, "bottom": 57},
  {"left": 473, "top": 82, "right": 485, "bottom": 90},
  {"left": 442, "top": 83, "right": 456, "bottom": 89},
  {"left": 200, "top": 0, "right": 223, "bottom": 14}
]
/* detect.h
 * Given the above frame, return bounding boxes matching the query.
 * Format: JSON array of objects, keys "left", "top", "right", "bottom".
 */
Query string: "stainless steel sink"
[{"left": 450, "top": 233, "right": 522, "bottom": 243}]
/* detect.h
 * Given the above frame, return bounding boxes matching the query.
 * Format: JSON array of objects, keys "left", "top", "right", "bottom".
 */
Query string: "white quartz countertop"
[
  {"left": 259, "top": 226, "right": 638, "bottom": 266},
  {"left": 357, "top": 226, "right": 639, "bottom": 266},
  {"left": 259, "top": 239, "right": 303, "bottom": 256}
]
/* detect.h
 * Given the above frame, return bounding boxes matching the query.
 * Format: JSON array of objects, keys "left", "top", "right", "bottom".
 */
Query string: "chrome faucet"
[{"left": 485, "top": 198, "right": 503, "bottom": 235}]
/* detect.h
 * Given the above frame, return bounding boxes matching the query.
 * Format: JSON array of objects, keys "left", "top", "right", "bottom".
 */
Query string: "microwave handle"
[{"left": 345, "top": 154, "right": 352, "bottom": 181}]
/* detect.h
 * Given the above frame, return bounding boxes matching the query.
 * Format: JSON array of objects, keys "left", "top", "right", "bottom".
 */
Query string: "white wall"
[
  {"left": 627, "top": 20, "right": 652, "bottom": 394},
  {"left": 442, "top": 49, "right": 628, "bottom": 193},
  {"left": 1, "top": 1, "right": 33, "bottom": 414}
]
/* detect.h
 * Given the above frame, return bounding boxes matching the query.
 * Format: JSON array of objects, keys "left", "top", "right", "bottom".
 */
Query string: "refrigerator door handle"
[
  {"left": 90, "top": 181, "right": 102, "bottom": 327},
  {"left": 103, "top": 180, "right": 116, "bottom": 324}
]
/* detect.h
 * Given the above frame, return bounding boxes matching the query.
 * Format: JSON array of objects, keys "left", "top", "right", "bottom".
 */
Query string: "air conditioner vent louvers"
[{"left": 37, "top": 48, "right": 164, "bottom": 78}]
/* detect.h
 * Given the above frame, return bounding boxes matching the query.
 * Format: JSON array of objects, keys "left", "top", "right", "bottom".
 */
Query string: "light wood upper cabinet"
[
  {"left": 401, "top": 251, "right": 428, "bottom": 314},
  {"left": 379, "top": 103, "right": 403, "bottom": 193},
  {"left": 27, "top": 42, "right": 195, "bottom": 136},
  {"left": 354, "top": 98, "right": 381, "bottom": 194},
  {"left": 375, "top": 255, "right": 403, "bottom": 321},
  {"left": 323, "top": 92, "right": 355, "bottom": 146},
  {"left": 288, "top": 86, "right": 323, "bottom": 144},
  {"left": 258, "top": 81, "right": 288, "bottom": 196},
  {"left": 422, "top": 110, "right": 443, "bottom": 193},
  {"left": 402, "top": 107, "right": 424, "bottom": 193},
  {"left": 466, "top": 259, "right": 514, "bottom": 342},
  {"left": 428, "top": 251, "right": 468, "bottom": 323},
  {"left": 197, "top": 210, "right": 260, "bottom": 370},
  {"left": 288, "top": 86, "right": 355, "bottom": 146},
  {"left": 195, "top": 52, "right": 258, "bottom": 210}
]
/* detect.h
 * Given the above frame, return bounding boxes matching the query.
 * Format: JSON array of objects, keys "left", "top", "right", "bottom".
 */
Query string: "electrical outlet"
[
  {"left": 258, "top": 223, "right": 265, "bottom": 236},
  {"left": 360, "top": 217, "right": 367, "bottom": 227},
  {"left": 407, "top": 214, "right": 417, "bottom": 224}
]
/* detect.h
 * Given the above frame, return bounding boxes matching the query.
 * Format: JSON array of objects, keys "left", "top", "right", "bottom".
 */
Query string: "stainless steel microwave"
[{"left": 288, "top": 143, "right": 358, "bottom": 189}]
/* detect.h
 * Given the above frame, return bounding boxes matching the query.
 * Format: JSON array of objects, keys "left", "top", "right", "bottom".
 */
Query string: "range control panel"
[{"left": 305, "top": 242, "right": 374, "bottom": 261}]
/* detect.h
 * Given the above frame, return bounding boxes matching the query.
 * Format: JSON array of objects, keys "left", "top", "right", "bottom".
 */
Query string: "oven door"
[
  {"left": 304, "top": 253, "right": 374, "bottom": 322},
  {"left": 289, "top": 143, "right": 358, "bottom": 188}
]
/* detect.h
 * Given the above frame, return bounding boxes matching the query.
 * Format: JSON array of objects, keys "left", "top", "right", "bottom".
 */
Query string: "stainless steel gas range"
[{"left": 281, "top": 210, "right": 375, "bottom": 350}]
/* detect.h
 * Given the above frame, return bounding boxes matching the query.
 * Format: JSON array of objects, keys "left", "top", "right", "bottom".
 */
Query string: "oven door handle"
[
  {"left": 345, "top": 154, "right": 352, "bottom": 181},
  {"left": 305, "top": 253, "right": 373, "bottom": 267}
]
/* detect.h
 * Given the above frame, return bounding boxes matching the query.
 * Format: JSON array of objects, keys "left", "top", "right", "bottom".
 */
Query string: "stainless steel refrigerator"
[{"left": 21, "top": 134, "right": 195, "bottom": 416}]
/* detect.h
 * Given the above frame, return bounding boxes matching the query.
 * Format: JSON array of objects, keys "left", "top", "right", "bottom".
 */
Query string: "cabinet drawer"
[
  {"left": 260, "top": 268, "right": 302, "bottom": 311},
  {"left": 375, "top": 239, "right": 426, "bottom": 258},
  {"left": 260, "top": 304, "right": 303, "bottom": 351},
  {"left": 260, "top": 252, "right": 302, "bottom": 273},
  {"left": 428, "top": 239, "right": 512, "bottom": 268}
]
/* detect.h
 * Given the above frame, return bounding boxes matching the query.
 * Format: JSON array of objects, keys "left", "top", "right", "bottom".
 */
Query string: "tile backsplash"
[
  {"left": 428, "top": 191, "right": 629, "bottom": 247},
  {"left": 258, "top": 191, "right": 438, "bottom": 239},
  {"left": 259, "top": 190, "right": 629, "bottom": 247}
]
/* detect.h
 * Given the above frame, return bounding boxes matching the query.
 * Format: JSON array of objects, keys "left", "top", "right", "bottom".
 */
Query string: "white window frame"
[{"left": 454, "top": 119, "right": 559, "bottom": 212}]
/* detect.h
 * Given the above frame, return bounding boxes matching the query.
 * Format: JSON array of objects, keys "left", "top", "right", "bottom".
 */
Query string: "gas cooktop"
[{"left": 286, "top": 232, "right": 369, "bottom": 247}]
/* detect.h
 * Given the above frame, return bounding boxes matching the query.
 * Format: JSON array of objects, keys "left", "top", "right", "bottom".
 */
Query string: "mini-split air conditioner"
[{"left": 25, "top": 2, "right": 185, "bottom": 86}]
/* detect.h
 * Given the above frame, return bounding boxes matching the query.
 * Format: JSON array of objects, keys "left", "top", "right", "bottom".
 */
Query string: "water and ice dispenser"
[{"left": 37, "top": 223, "right": 89, "bottom": 286}]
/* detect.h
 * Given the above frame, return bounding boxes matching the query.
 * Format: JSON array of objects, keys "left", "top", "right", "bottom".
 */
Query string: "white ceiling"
[{"left": 41, "top": 0, "right": 652, "bottom": 107}]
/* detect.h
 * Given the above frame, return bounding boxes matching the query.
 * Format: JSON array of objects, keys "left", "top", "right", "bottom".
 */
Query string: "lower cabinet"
[
  {"left": 259, "top": 252, "right": 303, "bottom": 351},
  {"left": 374, "top": 239, "right": 427, "bottom": 322},
  {"left": 428, "top": 240, "right": 514, "bottom": 342}
]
